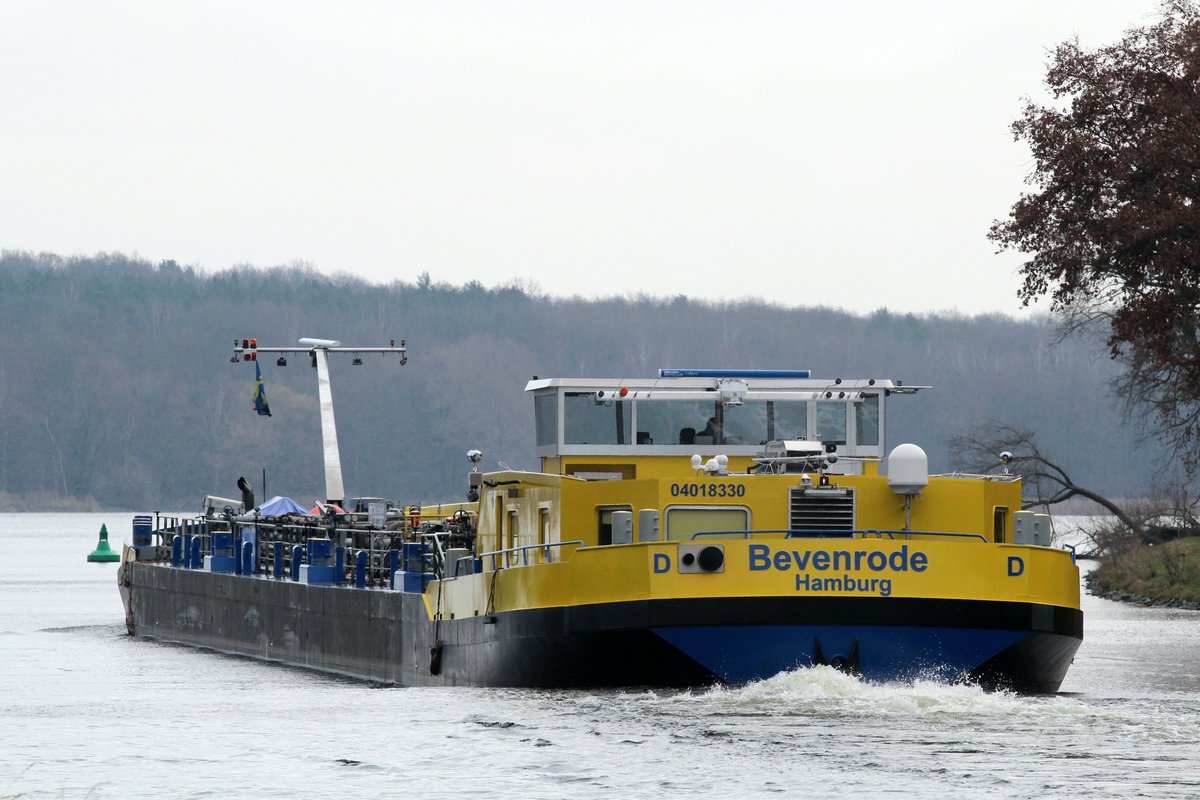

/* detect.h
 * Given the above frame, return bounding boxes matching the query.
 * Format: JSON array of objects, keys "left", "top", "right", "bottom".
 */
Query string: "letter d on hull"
[
  {"left": 1007, "top": 556, "right": 1025, "bottom": 577},
  {"left": 654, "top": 553, "right": 671, "bottom": 574}
]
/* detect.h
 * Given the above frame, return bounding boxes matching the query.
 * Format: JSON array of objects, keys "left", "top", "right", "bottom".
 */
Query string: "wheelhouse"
[{"left": 528, "top": 369, "right": 919, "bottom": 478}]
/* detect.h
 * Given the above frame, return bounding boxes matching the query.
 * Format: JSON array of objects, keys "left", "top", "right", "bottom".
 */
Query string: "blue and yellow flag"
[{"left": 253, "top": 361, "right": 271, "bottom": 417}]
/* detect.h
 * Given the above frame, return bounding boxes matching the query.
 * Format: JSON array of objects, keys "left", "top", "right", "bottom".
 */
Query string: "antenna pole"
[
  {"left": 232, "top": 337, "right": 408, "bottom": 508},
  {"left": 312, "top": 346, "right": 345, "bottom": 505}
]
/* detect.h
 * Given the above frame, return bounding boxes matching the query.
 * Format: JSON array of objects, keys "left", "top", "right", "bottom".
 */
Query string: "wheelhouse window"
[
  {"left": 540, "top": 384, "right": 883, "bottom": 454},
  {"left": 636, "top": 399, "right": 724, "bottom": 445},
  {"left": 699, "top": 402, "right": 805, "bottom": 446},
  {"left": 535, "top": 393, "right": 558, "bottom": 447},
  {"left": 814, "top": 402, "right": 847, "bottom": 444},
  {"left": 855, "top": 393, "right": 880, "bottom": 446},
  {"left": 767, "top": 401, "right": 808, "bottom": 442},
  {"left": 564, "top": 392, "right": 630, "bottom": 445}
]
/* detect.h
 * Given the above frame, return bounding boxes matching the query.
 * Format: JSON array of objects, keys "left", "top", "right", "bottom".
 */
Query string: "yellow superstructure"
[
  {"left": 403, "top": 370, "right": 1082, "bottom": 691},
  {"left": 428, "top": 469, "right": 1078, "bottom": 619}
]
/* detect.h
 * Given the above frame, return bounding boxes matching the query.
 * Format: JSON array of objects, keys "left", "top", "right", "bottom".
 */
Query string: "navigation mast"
[{"left": 232, "top": 337, "right": 408, "bottom": 506}]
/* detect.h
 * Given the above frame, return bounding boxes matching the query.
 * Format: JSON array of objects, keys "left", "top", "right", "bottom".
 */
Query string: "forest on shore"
[{"left": 0, "top": 251, "right": 1172, "bottom": 512}]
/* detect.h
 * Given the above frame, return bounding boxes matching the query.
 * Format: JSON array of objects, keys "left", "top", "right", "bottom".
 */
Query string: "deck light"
[{"left": 277, "top": 356, "right": 287, "bottom": 367}]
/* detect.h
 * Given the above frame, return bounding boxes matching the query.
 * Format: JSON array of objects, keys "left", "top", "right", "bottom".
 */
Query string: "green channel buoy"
[{"left": 87, "top": 523, "right": 120, "bottom": 563}]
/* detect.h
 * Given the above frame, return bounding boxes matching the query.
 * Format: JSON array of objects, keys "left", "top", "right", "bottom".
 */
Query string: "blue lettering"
[
  {"left": 748, "top": 544, "right": 770, "bottom": 571},
  {"left": 754, "top": 546, "right": 928, "bottom": 584},
  {"left": 653, "top": 553, "right": 671, "bottom": 574},
  {"left": 1007, "top": 555, "right": 1024, "bottom": 577},
  {"left": 789, "top": 571, "right": 897, "bottom": 597}
]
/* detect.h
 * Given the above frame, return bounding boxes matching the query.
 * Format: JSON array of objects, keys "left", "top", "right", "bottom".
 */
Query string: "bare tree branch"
[{"left": 948, "top": 421, "right": 1143, "bottom": 534}]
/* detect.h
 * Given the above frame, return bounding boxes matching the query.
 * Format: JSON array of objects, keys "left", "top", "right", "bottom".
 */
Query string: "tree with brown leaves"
[{"left": 989, "top": 1, "right": 1200, "bottom": 469}]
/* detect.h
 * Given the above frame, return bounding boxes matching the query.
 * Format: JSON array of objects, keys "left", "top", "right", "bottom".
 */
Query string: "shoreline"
[{"left": 1084, "top": 569, "right": 1200, "bottom": 612}]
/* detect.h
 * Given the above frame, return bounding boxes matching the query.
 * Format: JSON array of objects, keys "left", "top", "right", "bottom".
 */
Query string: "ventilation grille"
[{"left": 789, "top": 487, "right": 855, "bottom": 534}]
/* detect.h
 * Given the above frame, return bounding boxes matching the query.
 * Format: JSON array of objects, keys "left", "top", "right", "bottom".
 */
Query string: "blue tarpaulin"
[{"left": 257, "top": 496, "right": 309, "bottom": 516}]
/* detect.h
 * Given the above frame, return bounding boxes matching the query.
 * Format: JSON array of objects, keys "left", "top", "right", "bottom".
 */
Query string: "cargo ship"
[{"left": 118, "top": 340, "right": 1083, "bottom": 691}]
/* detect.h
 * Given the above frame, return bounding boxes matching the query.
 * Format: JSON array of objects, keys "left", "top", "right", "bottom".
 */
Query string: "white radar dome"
[{"left": 887, "top": 443, "right": 928, "bottom": 496}]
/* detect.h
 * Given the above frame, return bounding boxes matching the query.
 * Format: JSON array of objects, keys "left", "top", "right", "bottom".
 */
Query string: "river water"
[{"left": 1, "top": 513, "right": 1197, "bottom": 799}]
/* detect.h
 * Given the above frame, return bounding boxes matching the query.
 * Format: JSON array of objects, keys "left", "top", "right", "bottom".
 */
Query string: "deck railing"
[
  {"left": 479, "top": 540, "right": 585, "bottom": 570},
  {"left": 689, "top": 528, "right": 991, "bottom": 543}
]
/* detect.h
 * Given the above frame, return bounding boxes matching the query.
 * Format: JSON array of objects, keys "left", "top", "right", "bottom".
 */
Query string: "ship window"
[
  {"left": 720, "top": 402, "right": 809, "bottom": 445},
  {"left": 814, "top": 402, "right": 846, "bottom": 444},
  {"left": 665, "top": 507, "right": 750, "bottom": 541},
  {"left": 636, "top": 399, "right": 719, "bottom": 445},
  {"left": 506, "top": 510, "right": 519, "bottom": 560},
  {"left": 597, "top": 505, "right": 632, "bottom": 546},
  {"left": 720, "top": 402, "right": 766, "bottom": 445},
  {"left": 855, "top": 393, "right": 880, "bottom": 446},
  {"left": 535, "top": 393, "right": 557, "bottom": 446},
  {"left": 564, "top": 392, "right": 630, "bottom": 445},
  {"left": 767, "top": 400, "right": 808, "bottom": 442},
  {"left": 993, "top": 506, "right": 1008, "bottom": 543}
]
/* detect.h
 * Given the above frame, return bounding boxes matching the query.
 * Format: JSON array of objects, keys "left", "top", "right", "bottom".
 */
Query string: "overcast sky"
[{"left": 0, "top": 1, "right": 1164, "bottom": 315}]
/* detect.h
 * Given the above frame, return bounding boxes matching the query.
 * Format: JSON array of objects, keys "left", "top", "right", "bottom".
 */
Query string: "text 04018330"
[{"left": 670, "top": 483, "right": 745, "bottom": 498}]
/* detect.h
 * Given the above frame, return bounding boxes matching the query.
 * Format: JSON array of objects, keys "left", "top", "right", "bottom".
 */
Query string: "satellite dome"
[{"left": 887, "top": 443, "right": 928, "bottom": 496}]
